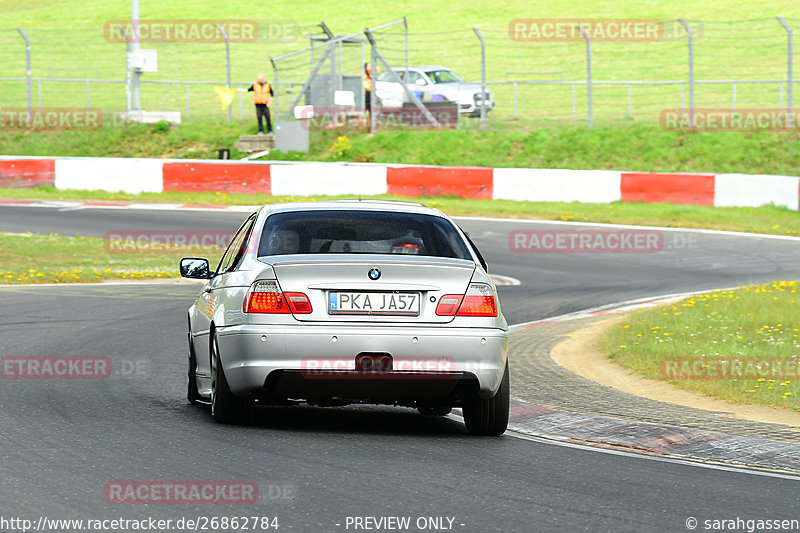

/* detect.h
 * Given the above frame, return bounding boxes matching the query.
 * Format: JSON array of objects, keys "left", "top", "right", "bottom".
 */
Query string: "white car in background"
[{"left": 375, "top": 65, "right": 494, "bottom": 117}]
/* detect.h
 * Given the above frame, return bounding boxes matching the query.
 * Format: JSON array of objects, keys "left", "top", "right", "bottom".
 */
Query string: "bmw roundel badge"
[{"left": 368, "top": 268, "right": 381, "bottom": 280}]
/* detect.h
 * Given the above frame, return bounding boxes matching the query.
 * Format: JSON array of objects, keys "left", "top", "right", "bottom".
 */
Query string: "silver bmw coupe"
[{"left": 180, "top": 200, "right": 509, "bottom": 435}]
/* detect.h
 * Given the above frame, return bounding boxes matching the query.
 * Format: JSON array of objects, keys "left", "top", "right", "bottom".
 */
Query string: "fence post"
[
  {"left": 578, "top": 26, "right": 592, "bottom": 127},
  {"left": 330, "top": 40, "right": 336, "bottom": 107},
  {"left": 270, "top": 58, "right": 279, "bottom": 121},
  {"left": 117, "top": 26, "right": 132, "bottom": 114},
  {"left": 131, "top": 0, "right": 141, "bottom": 111},
  {"left": 678, "top": 19, "right": 694, "bottom": 127},
  {"left": 777, "top": 17, "right": 793, "bottom": 114},
  {"left": 17, "top": 28, "right": 32, "bottom": 119},
  {"left": 473, "top": 27, "right": 487, "bottom": 130},
  {"left": 370, "top": 37, "right": 377, "bottom": 134},
  {"left": 216, "top": 24, "right": 232, "bottom": 123},
  {"left": 403, "top": 16, "right": 409, "bottom": 73}
]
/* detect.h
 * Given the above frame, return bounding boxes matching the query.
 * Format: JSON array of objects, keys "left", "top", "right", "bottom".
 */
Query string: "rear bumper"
[{"left": 216, "top": 323, "right": 508, "bottom": 401}]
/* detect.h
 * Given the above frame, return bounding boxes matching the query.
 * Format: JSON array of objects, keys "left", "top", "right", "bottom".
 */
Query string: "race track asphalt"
[{"left": 1, "top": 204, "right": 799, "bottom": 532}]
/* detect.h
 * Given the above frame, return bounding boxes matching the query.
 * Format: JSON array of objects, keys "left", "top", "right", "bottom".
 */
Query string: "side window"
[
  {"left": 216, "top": 215, "right": 256, "bottom": 274},
  {"left": 227, "top": 217, "right": 257, "bottom": 272},
  {"left": 460, "top": 227, "right": 488, "bottom": 272},
  {"left": 406, "top": 71, "right": 425, "bottom": 85}
]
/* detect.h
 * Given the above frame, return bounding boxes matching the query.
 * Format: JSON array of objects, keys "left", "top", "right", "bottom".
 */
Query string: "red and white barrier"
[
  {"left": 54, "top": 157, "right": 164, "bottom": 194},
  {"left": 493, "top": 168, "right": 621, "bottom": 203},
  {"left": 0, "top": 156, "right": 797, "bottom": 210}
]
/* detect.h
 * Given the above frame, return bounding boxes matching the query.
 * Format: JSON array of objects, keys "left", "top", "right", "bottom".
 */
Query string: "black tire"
[
  {"left": 463, "top": 364, "right": 509, "bottom": 436},
  {"left": 187, "top": 333, "right": 202, "bottom": 405},
  {"left": 210, "top": 335, "right": 254, "bottom": 425},
  {"left": 417, "top": 404, "right": 452, "bottom": 416}
]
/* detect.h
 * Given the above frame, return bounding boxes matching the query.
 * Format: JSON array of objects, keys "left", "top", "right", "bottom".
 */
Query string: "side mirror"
[
  {"left": 415, "top": 79, "right": 427, "bottom": 86},
  {"left": 180, "top": 257, "right": 212, "bottom": 279}
]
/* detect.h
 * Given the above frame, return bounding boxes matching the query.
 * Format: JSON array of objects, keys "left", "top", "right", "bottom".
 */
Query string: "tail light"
[
  {"left": 244, "top": 280, "right": 312, "bottom": 314},
  {"left": 284, "top": 292, "right": 312, "bottom": 313},
  {"left": 435, "top": 295, "right": 463, "bottom": 316},
  {"left": 436, "top": 283, "right": 497, "bottom": 317},
  {"left": 391, "top": 242, "right": 420, "bottom": 254}
]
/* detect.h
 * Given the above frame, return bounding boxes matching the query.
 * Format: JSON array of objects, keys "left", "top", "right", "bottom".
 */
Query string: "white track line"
[
  {"left": 453, "top": 215, "right": 800, "bottom": 243},
  {"left": 506, "top": 430, "right": 800, "bottom": 480}
]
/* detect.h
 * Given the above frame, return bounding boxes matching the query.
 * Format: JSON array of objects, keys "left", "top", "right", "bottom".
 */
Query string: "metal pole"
[
  {"left": 678, "top": 19, "right": 694, "bottom": 127},
  {"left": 360, "top": 43, "right": 365, "bottom": 110},
  {"left": 473, "top": 27, "right": 486, "bottom": 130},
  {"left": 403, "top": 16, "right": 409, "bottom": 73},
  {"left": 330, "top": 41, "right": 336, "bottom": 108},
  {"left": 131, "top": 0, "right": 141, "bottom": 111},
  {"left": 578, "top": 26, "right": 592, "bottom": 127},
  {"left": 778, "top": 17, "right": 793, "bottom": 113},
  {"left": 732, "top": 82, "right": 737, "bottom": 113},
  {"left": 216, "top": 24, "right": 231, "bottom": 123},
  {"left": 270, "top": 58, "right": 278, "bottom": 121},
  {"left": 16, "top": 28, "right": 31, "bottom": 119},
  {"left": 118, "top": 26, "right": 131, "bottom": 114},
  {"left": 370, "top": 40, "right": 377, "bottom": 133}
]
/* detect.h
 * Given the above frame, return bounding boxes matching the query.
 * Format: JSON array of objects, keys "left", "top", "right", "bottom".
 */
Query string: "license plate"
[{"left": 328, "top": 291, "right": 420, "bottom": 316}]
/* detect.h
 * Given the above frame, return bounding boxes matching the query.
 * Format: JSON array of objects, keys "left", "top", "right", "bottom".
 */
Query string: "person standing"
[
  {"left": 238, "top": 74, "right": 274, "bottom": 134},
  {"left": 362, "top": 63, "right": 373, "bottom": 119}
]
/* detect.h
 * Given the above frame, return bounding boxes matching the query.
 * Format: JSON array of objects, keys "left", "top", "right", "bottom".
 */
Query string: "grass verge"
[
  {"left": 4, "top": 122, "right": 800, "bottom": 176},
  {"left": 599, "top": 281, "right": 799, "bottom": 411},
  {"left": 0, "top": 232, "right": 221, "bottom": 284},
  {"left": 3, "top": 187, "right": 799, "bottom": 237}
]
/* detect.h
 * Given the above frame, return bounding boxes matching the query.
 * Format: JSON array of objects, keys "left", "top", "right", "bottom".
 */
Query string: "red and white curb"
[{"left": 1, "top": 156, "right": 798, "bottom": 210}]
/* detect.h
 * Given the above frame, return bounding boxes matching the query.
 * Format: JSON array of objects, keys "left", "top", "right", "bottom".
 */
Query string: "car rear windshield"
[{"left": 258, "top": 210, "right": 472, "bottom": 259}]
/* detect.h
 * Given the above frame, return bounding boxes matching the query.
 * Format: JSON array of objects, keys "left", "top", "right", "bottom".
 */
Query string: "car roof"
[
  {"left": 394, "top": 65, "right": 452, "bottom": 72},
  {"left": 260, "top": 199, "right": 448, "bottom": 218}
]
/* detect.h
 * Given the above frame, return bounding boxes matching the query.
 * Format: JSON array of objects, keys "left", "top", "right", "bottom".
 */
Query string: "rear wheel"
[
  {"left": 210, "top": 335, "right": 254, "bottom": 425},
  {"left": 463, "top": 364, "right": 509, "bottom": 436}
]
